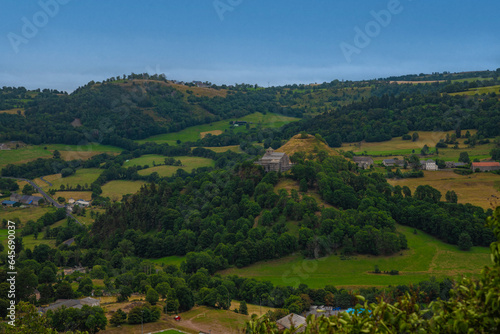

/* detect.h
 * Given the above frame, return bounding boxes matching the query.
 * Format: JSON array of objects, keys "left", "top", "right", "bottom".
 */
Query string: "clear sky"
[{"left": 1, "top": 0, "right": 499, "bottom": 92}]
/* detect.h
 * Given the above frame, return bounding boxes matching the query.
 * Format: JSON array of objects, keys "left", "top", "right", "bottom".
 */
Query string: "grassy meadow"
[
  {"left": 101, "top": 180, "right": 146, "bottom": 201},
  {"left": 450, "top": 84, "right": 500, "bottom": 96},
  {"left": 36, "top": 168, "right": 102, "bottom": 190},
  {"left": 202, "top": 145, "right": 243, "bottom": 153},
  {"left": 136, "top": 112, "right": 300, "bottom": 145},
  {"left": 0, "top": 144, "right": 122, "bottom": 170},
  {"left": 218, "top": 224, "right": 491, "bottom": 288},
  {"left": 388, "top": 170, "right": 500, "bottom": 209}
]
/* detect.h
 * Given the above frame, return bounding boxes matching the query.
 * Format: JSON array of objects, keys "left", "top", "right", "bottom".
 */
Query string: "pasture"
[
  {"left": 341, "top": 130, "right": 494, "bottom": 163},
  {"left": 0, "top": 206, "right": 55, "bottom": 226},
  {"left": 137, "top": 157, "right": 214, "bottom": 177},
  {"left": 202, "top": 145, "right": 243, "bottom": 153},
  {"left": 0, "top": 144, "right": 122, "bottom": 169},
  {"left": 136, "top": 112, "right": 300, "bottom": 145},
  {"left": 101, "top": 180, "right": 146, "bottom": 201},
  {"left": 150, "top": 256, "right": 185, "bottom": 268},
  {"left": 38, "top": 168, "right": 102, "bottom": 190},
  {"left": 450, "top": 84, "right": 500, "bottom": 96},
  {"left": 218, "top": 224, "right": 491, "bottom": 288},
  {"left": 388, "top": 170, "right": 500, "bottom": 209}
]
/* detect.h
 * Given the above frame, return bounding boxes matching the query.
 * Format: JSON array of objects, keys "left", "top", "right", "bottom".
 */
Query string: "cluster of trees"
[
  {"left": 246, "top": 208, "right": 500, "bottom": 333},
  {"left": 282, "top": 92, "right": 500, "bottom": 147}
]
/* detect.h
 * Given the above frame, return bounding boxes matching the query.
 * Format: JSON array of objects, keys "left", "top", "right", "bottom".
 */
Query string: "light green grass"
[
  {"left": 219, "top": 224, "right": 491, "bottom": 288},
  {"left": 123, "top": 155, "right": 169, "bottom": 167},
  {"left": 41, "top": 168, "right": 102, "bottom": 190},
  {"left": 203, "top": 145, "right": 243, "bottom": 153},
  {"left": 0, "top": 206, "right": 55, "bottom": 225},
  {"left": 101, "top": 180, "right": 146, "bottom": 201},
  {"left": 451, "top": 77, "right": 494, "bottom": 83},
  {"left": 0, "top": 146, "right": 52, "bottom": 169},
  {"left": 137, "top": 157, "right": 214, "bottom": 177},
  {"left": 0, "top": 228, "right": 56, "bottom": 251},
  {"left": 450, "top": 85, "right": 500, "bottom": 96},
  {"left": 0, "top": 144, "right": 122, "bottom": 169},
  {"left": 136, "top": 112, "right": 300, "bottom": 145}
]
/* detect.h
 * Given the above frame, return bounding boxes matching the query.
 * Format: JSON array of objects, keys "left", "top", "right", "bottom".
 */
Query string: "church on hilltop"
[{"left": 255, "top": 148, "right": 292, "bottom": 172}]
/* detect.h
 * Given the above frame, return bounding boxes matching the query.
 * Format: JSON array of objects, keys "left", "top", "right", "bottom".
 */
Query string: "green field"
[
  {"left": 136, "top": 157, "right": 214, "bottom": 177},
  {"left": 136, "top": 112, "right": 300, "bottom": 145},
  {"left": 39, "top": 168, "right": 102, "bottom": 190},
  {"left": 0, "top": 206, "right": 55, "bottom": 225},
  {"left": 341, "top": 130, "right": 494, "bottom": 162},
  {"left": 202, "top": 145, "right": 243, "bottom": 153},
  {"left": 101, "top": 180, "right": 146, "bottom": 201},
  {"left": 450, "top": 85, "right": 500, "bottom": 96},
  {"left": 0, "top": 144, "right": 122, "bottom": 169},
  {"left": 451, "top": 77, "right": 494, "bottom": 83},
  {"left": 219, "top": 224, "right": 491, "bottom": 288}
]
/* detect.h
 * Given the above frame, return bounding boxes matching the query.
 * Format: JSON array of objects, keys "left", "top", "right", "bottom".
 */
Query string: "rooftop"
[{"left": 472, "top": 162, "right": 500, "bottom": 167}]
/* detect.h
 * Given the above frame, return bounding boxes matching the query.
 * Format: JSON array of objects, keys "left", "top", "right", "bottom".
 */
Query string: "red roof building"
[{"left": 471, "top": 162, "right": 500, "bottom": 172}]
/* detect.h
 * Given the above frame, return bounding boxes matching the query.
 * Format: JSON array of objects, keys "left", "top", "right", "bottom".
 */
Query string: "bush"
[
  {"left": 453, "top": 169, "right": 473, "bottom": 175},
  {"left": 402, "top": 134, "right": 411, "bottom": 140},
  {"left": 389, "top": 270, "right": 399, "bottom": 275}
]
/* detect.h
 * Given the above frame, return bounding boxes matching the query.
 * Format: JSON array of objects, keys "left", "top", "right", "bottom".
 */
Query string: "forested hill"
[
  {"left": 1, "top": 70, "right": 499, "bottom": 149},
  {"left": 281, "top": 91, "right": 500, "bottom": 147},
  {"left": 0, "top": 75, "right": 293, "bottom": 149}
]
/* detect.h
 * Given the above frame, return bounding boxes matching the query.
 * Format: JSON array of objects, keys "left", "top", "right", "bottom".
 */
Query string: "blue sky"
[{"left": 1, "top": 0, "right": 499, "bottom": 92}]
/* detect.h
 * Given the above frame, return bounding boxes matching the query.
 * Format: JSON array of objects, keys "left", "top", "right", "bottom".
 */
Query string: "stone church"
[{"left": 255, "top": 148, "right": 292, "bottom": 172}]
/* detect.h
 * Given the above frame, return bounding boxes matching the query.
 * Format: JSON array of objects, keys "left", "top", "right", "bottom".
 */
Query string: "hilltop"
[{"left": 275, "top": 133, "right": 339, "bottom": 157}]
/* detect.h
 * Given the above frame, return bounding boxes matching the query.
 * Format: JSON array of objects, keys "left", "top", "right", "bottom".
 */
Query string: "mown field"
[
  {"left": 136, "top": 112, "right": 300, "bottom": 145},
  {"left": 138, "top": 157, "right": 215, "bottom": 177},
  {"left": 388, "top": 170, "right": 500, "bottom": 209},
  {"left": 218, "top": 224, "right": 491, "bottom": 288},
  {"left": 123, "top": 155, "right": 214, "bottom": 177},
  {"left": 0, "top": 206, "right": 55, "bottom": 225},
  {"left": 36, "top": 168, "right": 102, "bottom": 190},
  {"left": 101, "top": 180, "right": 146, "bottom": 202},
  {"left": 202, "top": 145, "right": 243, "bottom": 153},
  {"left": 0, "top": 144, "right": 122, "bottom": 169}
]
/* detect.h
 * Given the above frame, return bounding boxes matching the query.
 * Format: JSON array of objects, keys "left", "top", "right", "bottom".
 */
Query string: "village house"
[
  {"left": 382, "top": 158, "right": 403, "bottom": 167},
  {"left": 420, "top": 159, "right": 438, "bottom": 171},
  {"left": 276, "top": 313, "right": 307, "bottom": 332},
  {"left": 306, "top": 306, "right": 344, "bottom": 318},
  {"left": 471, "top": 162, "right": 500, "bottom": 172},
  {"left": 10, "top": 193, "right": 44, "bottom": 206},
  {"left": 352, "top": 156, "right": 374, "bottom": 169},
  {"left": 255, "top": 148, "right": 292, "bottom": 172}
]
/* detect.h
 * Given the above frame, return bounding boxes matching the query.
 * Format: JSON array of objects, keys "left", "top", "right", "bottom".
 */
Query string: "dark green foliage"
[
  {"left": 445, "top": 190, "right": 458, "bottom": 203},
  {"left": 110, "top": 309, "right": 127, "bottom": 327},
  {"left": 458, "top": 232, "right": 473, "bottom": 251},
  {"left": 239, "top": 300, "right": 248, "bottom": 315}
]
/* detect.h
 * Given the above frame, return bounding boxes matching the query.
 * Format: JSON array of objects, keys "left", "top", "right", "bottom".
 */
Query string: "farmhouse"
[
  {"left": 255, "top": 148, "right": 292, "bottom": 172},
  {"left": 10, "top": 193, "right": 44, "bottom": 206},
  {"left": 1, "top": 200, "right": 17, "bottom": 207},
  {"left": 276, "top": 313, "right": 306, "bottom": 332},
  {"left": 383, "top": 159, "right": 403, "bottom": 167},
  {"left": 352, "top": 156, "right": 374, "bottom": 169},
  {"left": 420, "top": 159, "right": 438, "bottom": 171},
  {"left": 306, "top": 306, "right": 344, "bottom": 318},
  {"left": 471, "top": 162, "right": 500, "bottom": 172}
]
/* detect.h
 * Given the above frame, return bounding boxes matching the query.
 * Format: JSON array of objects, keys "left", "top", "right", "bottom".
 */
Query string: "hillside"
[{"left": 275, "top": 133, "right": 339, "bottom": 156}]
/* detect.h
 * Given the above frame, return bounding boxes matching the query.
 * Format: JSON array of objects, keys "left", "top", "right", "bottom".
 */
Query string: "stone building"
[
  {"left": 471, "top": 162, "right": 500, "bottom": 172},
  {"left": 352, "top": 156, "right": 374, "bottom": 169},
  {"left": 255, "top": 148, "right": 292, "bottom": 172}
]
